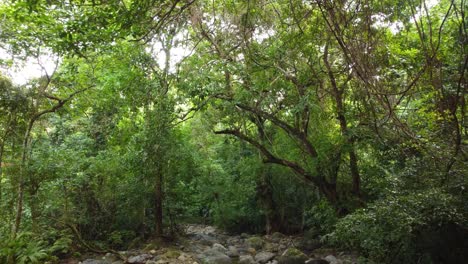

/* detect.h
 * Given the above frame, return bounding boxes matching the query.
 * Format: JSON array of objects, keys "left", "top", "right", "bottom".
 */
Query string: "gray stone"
[
  {"left": 270, "top": 232, "right": 285, "bottom": 242},
  {"left": 81, "top": 260, "right": 108, "bottom": 264},
  {"left": 227, "top": 246, "right": 239, "bottom": 257},
  {"left": 246, "top": 236, "right": 264, "bottom": 250},
  {"left": 212, "top": 243, "right": 228, "bottom": 253},
  {"left": 278, "top": 248, "right": 308, "bottom": 264},
  {"left": 128, "top": 254, "right": 153, "bottom": 264},
  {"left": 265, "top": 242, "right": 280, "bottom": 252},
  {"left": 239, "top": 255, "right": 256, "bottom": 264},
  {"left": 255, "top": 251, "right": 276, "bottom": 263},
  {"left": 324, "top": 255, "right": 342, "bottom": 264},
  {"left": 199, "top": 248, "right": 232, "bottom": 264},
  {"left": 191, "top": 233, "right": 218, "bottom": 246}
]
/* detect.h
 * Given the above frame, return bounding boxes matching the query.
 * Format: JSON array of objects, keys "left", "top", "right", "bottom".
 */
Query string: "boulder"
[
  {"left": 278, "top": 248, "right": 308, "bottom": 264},
  {"left": 198, "top": 248, "right": 232, "bottom": 264},
  {"left": 265, "top": 242, "right": 280, "bottom": 252},
  {"left": 203, "top": 226, "right": 217, "bottom": 235},
  {"left": 191, "top": 234, "right": 218, "bottom": 246},
  {"left": 324, "top": 255, "right": 342, "bottom": 264},
  {"left": 246, "top": 236, "right": 264, "bottom": 250},
  {"left": 163, "top": 249, "right": 181, "bottom": 259},
  {"left": 127, "top": 254, "right": 153, "bottom": 264},
  {"left": 270, "top": 232, "right": 286, "bottom": 242},
  {"left": 239, "top": 255, "right": 256, "bottom": 264},
  {"left": 227, "top": 246, "right": 239, "bottom": 257},
  {"left": 255, "top": 251, "right": 276, "bottom": 263},
  {"left": 212, "top": 243, "right": 228, "bottom": 253},
  {"left": 247, "top": 247, "right": 257, "bottom": 255},
  {"left": 81, "top": 260, "right": 108, "bottom": 264}
]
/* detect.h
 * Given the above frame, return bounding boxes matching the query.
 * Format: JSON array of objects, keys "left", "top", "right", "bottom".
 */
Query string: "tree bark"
[
  {"left": 12, "top": 87, "right": 91, "bottom": 238},
  {"left": 154, "top": 166, "right": 163, "bottom": 237},
  {"left": 324, "top": 43, "right": 361, "bottom": 197},
  {"left": 0, "top": 140, "right": 4, "bottom": 203},
  {"left": 214, "top": 129, "right": 340, "bottom": 208}
]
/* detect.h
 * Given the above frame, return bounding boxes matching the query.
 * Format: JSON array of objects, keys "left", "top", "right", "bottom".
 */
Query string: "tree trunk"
[
  {"left": 324, "top": 43, "right": 361, "bottom": 197},
  {"left": 12, "top": 123, "right": 32, "bottom": 238},
  {"left": 0, "top": 141, "right": 4, "bottom": 203},
  {"left": 349, "top": 150, "right": 360, "bottom": 196},
  {"left": 256, "top": 168, "right": 279, "bottom": 234},
  {"left": 30, "top": 186, "right": 39, "bottom": 233},
  {"left": 154, "top": 167, "right": 163, "bottom": 237},
  {"left": 254, "top": 118, "right": 280, "bottom": 234}
]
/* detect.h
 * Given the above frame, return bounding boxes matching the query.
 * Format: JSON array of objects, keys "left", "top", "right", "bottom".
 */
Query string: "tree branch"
[{"left": 214, "top": 129, "right": 319, "bottom": 186}]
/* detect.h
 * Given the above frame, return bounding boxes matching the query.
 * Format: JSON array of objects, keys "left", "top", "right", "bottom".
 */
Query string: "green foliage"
[
  {"left": 329, "top": 189, "right": 467, "bottom": 263},
  {"left": 0, "top": 233, "right": 49, "bottom": 264},
  {"left": 0, "top": 0, "right": 466, "bottom": 263},
  {"left": 304, "top": 199, "right": 338, "bottom": 235}
]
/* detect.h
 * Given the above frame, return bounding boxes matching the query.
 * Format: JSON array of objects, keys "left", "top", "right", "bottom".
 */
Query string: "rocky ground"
[{"left": 62, "top": 225, "right": 358, "bottom": 264}]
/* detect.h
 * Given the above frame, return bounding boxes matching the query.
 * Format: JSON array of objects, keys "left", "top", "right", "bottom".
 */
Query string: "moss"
[
  {"left": 246, "top": 236, "right": 264, "bottom": 250},
  {"left": 278, "top": 248, "right": 308, "bottom": 264},
  {"left": 163, "top": 249, "right": 181, "bottom": 259}
]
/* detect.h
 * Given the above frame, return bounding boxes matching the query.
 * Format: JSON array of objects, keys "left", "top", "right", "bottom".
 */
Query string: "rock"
[
  {"left": 299, "top": 238, "right": 321, "bottom": 251},
  {"left": 204, "top": 226, "right": 217, "bottom": 235},
  {"left": 212, "top": 243, "right": 228, "bottom": 253},
  {"left": 128, "top": 254, "right": 153, "bottom": 264},
  {"left": 111, "top": 261, "right": 124, "bottom": 264},
  {"left": 278, "top": 248, "right": 308, "bottom": 264},
  {"left": 265, "top": 242, "right": 279, "bottom": 252},
  {"left": 103, "top": 253, "right": 118, "bottom": 261},
  {"left": 227, "top": 237, "right": 241, "bottom": 245},
  {"left": 270, "top": 232, "right": 285, "bottom": 242},
  {"left": 178, "top": 254, "right": 189, "bottom": 261},
  {"left": 163, "top": 249, "right": 181, "bottom": 259},
  {"left": 247, "top": 247, "right": 257, "bottom": 255},
  {"left": 143, "top": 242, "right": 160, "bottom": 252},
  {"left": 191, "top": 234, "right": 218, "bottom": 246},
  {"left": 81, "top": 260, "right": 107, "bottom": 264},
  {"left": 199, "top": 248, "right": 232, "bottom": 264},
  {"left": 241, "top": 233, "right": 250, "bottom": 239},
  {"left": 324, "top": 255, "right": 342, "bottom": 264},
  {"left": 239, "top": 255, "right": 256, "bottom": 264},
  {"left": 255, "top": 251, "right": 276, "bottom": 263},
  {"left": 306, "top": 259, "right": 329, "bottom": 264},
  {"left": 227, "top": 246, "right": 239, "bottom": 257},
  {"left": 247, "top": 236, "right": 264, "bottom": 250}
]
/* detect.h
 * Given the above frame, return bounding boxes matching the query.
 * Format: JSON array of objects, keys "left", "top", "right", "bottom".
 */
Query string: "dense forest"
[{"left": 0, "top": 0, "right": 466, "bottom": 263}]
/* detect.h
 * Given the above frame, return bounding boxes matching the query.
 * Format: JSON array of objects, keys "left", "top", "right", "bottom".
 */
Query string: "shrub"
[
  {"left": 328, "top": 189, "right": 467, "bottom": 263},
  {"left": 304, "top": 199, "right": 338, "bottom": 235},
  {"left": 0, "top": 233, "right": 49, "bottom": 264}
]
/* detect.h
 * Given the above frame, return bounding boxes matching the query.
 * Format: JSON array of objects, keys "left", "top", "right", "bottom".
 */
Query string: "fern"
[{"left": 0, "top": 232, "right": 50, "bottom": 264}]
